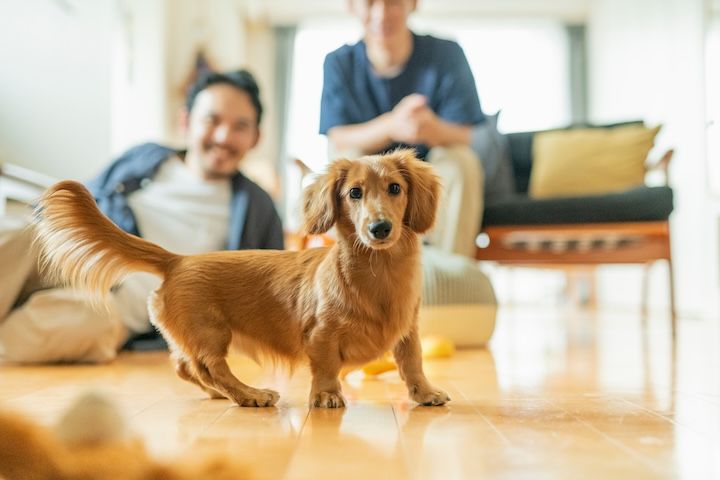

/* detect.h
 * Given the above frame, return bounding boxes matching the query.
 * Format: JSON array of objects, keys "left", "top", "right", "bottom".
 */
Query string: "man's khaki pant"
[
  {"left": 426, "top": 145, "right": 484, "bottom": 258},
  {"left": 0, "top": 218, "right": 127, "bottom": 364}
]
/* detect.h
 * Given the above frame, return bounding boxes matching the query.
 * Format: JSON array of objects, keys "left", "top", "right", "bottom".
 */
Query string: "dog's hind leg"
[
  {"left": 151, "top": 293, "right": 278, "bottom": 407},
  {"left": 191, "top": 356, "right": 279, "bottom": 407},
  {"left": 173, "top": 355, "right": 225, "bottom": 400}
]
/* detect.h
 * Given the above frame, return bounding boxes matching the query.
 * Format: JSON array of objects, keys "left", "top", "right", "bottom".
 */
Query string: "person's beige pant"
[
  {"left": 0, "top": 218, "right": 127, "bottom": 364},
  {"left": 426, "top": 145, "right": 484, "bottom": 258}
]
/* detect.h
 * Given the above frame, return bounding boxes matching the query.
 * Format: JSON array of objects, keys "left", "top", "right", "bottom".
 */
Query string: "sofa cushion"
[
  {"left": 506, "top": 120, "right": 646, "bottom": 194},
  {"left": 471, "top": 113, "right": 516, "bottom": 203},
  {"left": 529, "top": 124, "right": 661, "bottom": 198},
  {"left": 483, "top": 185, "right": 673, "bottom": 227}
]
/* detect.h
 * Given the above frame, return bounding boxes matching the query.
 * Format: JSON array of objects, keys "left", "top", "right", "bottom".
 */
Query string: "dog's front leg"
[
  {"left": 393, "top": 326, "right": 451, "bottom": 406},
  {"left": 307, "top": 339, "right": 346, "bottom": 408}
]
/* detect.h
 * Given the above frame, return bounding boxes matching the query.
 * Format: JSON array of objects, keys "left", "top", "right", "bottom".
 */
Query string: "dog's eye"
[
  {"left": 349, "top": 187, "right": 362, "bottom": 199},
  {"left": 388, "top": 183, "right": 401, "bottom": 195}
]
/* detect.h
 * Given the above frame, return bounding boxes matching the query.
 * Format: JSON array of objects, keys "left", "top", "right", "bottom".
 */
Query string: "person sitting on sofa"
[
  {"left": 320, "top": 0, "right": 495, "bottom": 258},
  {"left": 0, "top": 69, "right": 283, "bottom": 364}
]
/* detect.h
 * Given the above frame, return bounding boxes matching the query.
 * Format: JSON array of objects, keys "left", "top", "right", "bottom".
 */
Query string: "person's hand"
[
  {"left": 412, "top": 107, "right": 441, "bottom": 146},
  {"left": 393, "top": 93, "right": 427, "bottom": 117},
  {"left": 388, "top": 94, "right": 441, "bottom": 146}
]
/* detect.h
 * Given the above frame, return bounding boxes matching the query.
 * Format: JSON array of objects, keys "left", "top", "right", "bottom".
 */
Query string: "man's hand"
[
  {"left": 327, "top": 94, "right": 471, "bottom": 154},
  {"left": 389, "top": 94, "right": 440, "bottom": 145},
  {"left": 388, "top": 93, "right": 471, "bottom": 148}
]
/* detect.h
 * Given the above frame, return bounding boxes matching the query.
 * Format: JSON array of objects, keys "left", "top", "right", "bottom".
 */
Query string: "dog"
[
  {"left": 34, "top": 149, "right": 451, "bottom": 408},
  {"left": 0, "top": 393, "right": 250, "bottom": 479}
]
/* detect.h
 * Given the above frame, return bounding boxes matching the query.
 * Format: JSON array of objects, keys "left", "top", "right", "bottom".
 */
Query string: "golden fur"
[
  {"left": 34, "top": 149, "right": 450, "bottom": 408},
  {"left": 0, "top": 393, "right": 250, "bottom": 480}
]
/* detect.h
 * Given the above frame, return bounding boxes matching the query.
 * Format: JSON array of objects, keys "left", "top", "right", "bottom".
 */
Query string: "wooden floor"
[{"left": 1, "top": 306, "right": 719, "bottom": 479}]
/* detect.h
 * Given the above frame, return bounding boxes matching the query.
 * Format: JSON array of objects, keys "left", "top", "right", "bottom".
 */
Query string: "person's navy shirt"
[{"left": 319, "top": 33, "right": 485, "bottom": 159}]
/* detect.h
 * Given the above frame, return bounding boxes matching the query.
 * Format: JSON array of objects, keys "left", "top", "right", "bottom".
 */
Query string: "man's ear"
[{"left": 302, "top": 159, "right": 352, "bottom": 234}]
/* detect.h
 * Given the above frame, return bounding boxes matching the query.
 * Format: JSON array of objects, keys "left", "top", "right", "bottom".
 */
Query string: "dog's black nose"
[{"left": 369, "top": 220, "right": 392, "bottom": 240}]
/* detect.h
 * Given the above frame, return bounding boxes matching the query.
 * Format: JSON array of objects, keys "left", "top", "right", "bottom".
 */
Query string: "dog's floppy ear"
[
  {"left": 303, "top": 159, "right": 352, "bottom": 234},
  {"left": 395, "top": 150, "right": 441, "bottom": 233}
]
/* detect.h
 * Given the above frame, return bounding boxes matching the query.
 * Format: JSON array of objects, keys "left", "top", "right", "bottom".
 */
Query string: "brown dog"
[{"left": 34, "top": 149, "right": 450, "bottom": 408}]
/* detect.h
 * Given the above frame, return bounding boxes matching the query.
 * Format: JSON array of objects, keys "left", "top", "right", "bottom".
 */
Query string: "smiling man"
[{"left": 0, "top": 69, "right": 284, "bottom": 363}]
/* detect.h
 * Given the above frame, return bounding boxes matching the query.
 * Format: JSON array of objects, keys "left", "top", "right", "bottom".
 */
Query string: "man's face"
[
  {"left": 350, "top": 0, "right": 416, "bottom": 45},
  {"left": 184, "top": 83, "right": 260, "bottom": 180}
]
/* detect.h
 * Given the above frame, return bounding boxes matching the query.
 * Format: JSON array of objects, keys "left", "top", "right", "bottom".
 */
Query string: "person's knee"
[
  {"left": 0, "top": 289, "right": 126, "bottom": 364},
  {"left": 428, "top": 145, "right": 484, "bottom": 182}
]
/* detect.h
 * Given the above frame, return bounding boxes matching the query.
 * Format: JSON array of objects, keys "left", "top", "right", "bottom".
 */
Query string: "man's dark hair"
[{"left": 185, "top": 69, "right": 263, "bottom": 125}]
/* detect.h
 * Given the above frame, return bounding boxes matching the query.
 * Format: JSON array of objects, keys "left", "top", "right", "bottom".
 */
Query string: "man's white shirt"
[{"left": 113, "top": 156, "right": 231, "bottom": 333}]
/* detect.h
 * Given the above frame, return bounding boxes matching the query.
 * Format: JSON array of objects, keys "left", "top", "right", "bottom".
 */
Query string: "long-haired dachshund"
[{"left": 34, "top": 149, "right": 451, "bottom": 408}]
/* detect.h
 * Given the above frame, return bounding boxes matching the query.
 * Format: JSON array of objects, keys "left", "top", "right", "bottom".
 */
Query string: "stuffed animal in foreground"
[
  {"left": 350, "top": 335, "right": 456, "bottom": 377},
  {"left": 0, "top": 393, "right": 249, "bottom": 480}
]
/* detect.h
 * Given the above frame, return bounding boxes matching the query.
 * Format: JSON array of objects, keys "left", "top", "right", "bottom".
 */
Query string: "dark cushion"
[
  {"left": 483, "top": 185, "right": 673, "bottom": 227},
  {"left": 506, "top": 120, "right": 646, "bottom": 194},
  {"left": 122, "top": 330, "right": 168, "bottom": 351},
  {"left": 506, "top": 131, "right": 534, "bottom": 194}
]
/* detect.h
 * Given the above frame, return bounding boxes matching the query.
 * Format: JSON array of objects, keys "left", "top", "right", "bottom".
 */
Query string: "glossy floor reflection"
[{"left": 1, "top": 306, "right": 718, "bottom": 479}]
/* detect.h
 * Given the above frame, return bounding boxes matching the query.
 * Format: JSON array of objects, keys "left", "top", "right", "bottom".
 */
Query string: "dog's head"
[{"left": 303, "top": 149, "right": 440, "bottom": 250}]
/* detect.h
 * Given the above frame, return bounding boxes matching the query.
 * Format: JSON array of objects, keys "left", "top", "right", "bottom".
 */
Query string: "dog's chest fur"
[{"left": 326, "top": 255, "right": 422, "bottom": 365}]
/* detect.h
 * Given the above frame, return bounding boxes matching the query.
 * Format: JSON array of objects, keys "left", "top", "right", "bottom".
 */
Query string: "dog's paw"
[
  {"left": 310, "top": 391, "right": 346, "bottom": 408},
  {"left": 411, "top": 386, "right": 451, "bottom": 406},
  {"left": 237, "top": 388, "right": 280, "bottom": 407}
]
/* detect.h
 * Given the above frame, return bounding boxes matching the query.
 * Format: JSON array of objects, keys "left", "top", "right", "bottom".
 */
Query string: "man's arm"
[
  {"left": 421, "top": 41, "right": 483, "bottom": 147},
  {"left": 418, "top": 111, "right": 473, "bottom": 148},
  {"left": 326, "top": 113, "right": 394, "bottom": 155}
]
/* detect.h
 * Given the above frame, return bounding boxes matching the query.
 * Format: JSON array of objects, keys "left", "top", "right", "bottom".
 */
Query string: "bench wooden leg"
[{"left": 668, "top": 256, "right": 677, "bottom": 341}]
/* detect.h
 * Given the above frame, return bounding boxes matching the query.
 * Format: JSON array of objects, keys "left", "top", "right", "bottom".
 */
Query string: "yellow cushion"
[{"left": 529, "top": 125, "right": 661, "bottom": 198}]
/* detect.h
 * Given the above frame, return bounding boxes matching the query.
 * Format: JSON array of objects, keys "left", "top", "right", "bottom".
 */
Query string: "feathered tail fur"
[{"left": 33, "top": 180, "right": 178, "bottom": 303}]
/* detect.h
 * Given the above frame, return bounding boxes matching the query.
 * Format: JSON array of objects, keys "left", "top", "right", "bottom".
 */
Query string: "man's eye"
[
  {"left": 388, "top": 183, "right": 401, "bottom": 195},
  {"left": 349, "top": 187, "right": 363, "bottom": 199}
]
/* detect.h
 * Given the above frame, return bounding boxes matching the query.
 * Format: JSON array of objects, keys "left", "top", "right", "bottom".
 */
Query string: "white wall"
[
  {"left": 0, "top": 0, "right": 115, "bottom": 180},
  {"left": 163, "top": 0, "right": 248, "bottom": 146},
  {"left": 0, "top": 0, "right": 278, "bottom": 193},
  {"left": 587, "top": 0, "right": 719, "bottom": 318},
  {"left": 112, "top": 0, "right": 167, "bottom": 156}
]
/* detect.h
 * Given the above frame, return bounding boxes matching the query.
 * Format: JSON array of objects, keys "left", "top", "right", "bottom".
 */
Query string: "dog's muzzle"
[{"left": 368, "top": 220, "right": 392, "bottom": 240}]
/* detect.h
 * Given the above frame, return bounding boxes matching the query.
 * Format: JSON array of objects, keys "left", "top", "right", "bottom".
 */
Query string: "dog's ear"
[
  {"left": 302, "top": 159, "right": 352, "bottom": 234},
  {"left": 395, "top": 150, "right": 441, "bottom": 233}
]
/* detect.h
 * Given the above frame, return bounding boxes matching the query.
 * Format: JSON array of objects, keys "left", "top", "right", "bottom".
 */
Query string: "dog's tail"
[{"left": 34, "top": 180, "right": 179, "bottom": 302}]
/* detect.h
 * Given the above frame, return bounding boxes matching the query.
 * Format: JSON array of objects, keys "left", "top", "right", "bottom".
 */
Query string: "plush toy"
[
  {"left": 353, "top": 336, "right": 456, "bottom": 378},
  {"left": 0, "top": 393, "right": 250, "bottom": 480}
]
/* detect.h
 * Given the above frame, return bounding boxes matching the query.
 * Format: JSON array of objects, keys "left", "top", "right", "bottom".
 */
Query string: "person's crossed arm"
[{"left": 328, "top": 93, "right": 472, "bottom": 155}]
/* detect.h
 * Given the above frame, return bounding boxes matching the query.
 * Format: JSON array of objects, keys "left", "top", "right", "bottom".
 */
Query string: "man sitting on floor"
[{"left": 0, "top": 69, "right": 283, "bottom": 363}]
